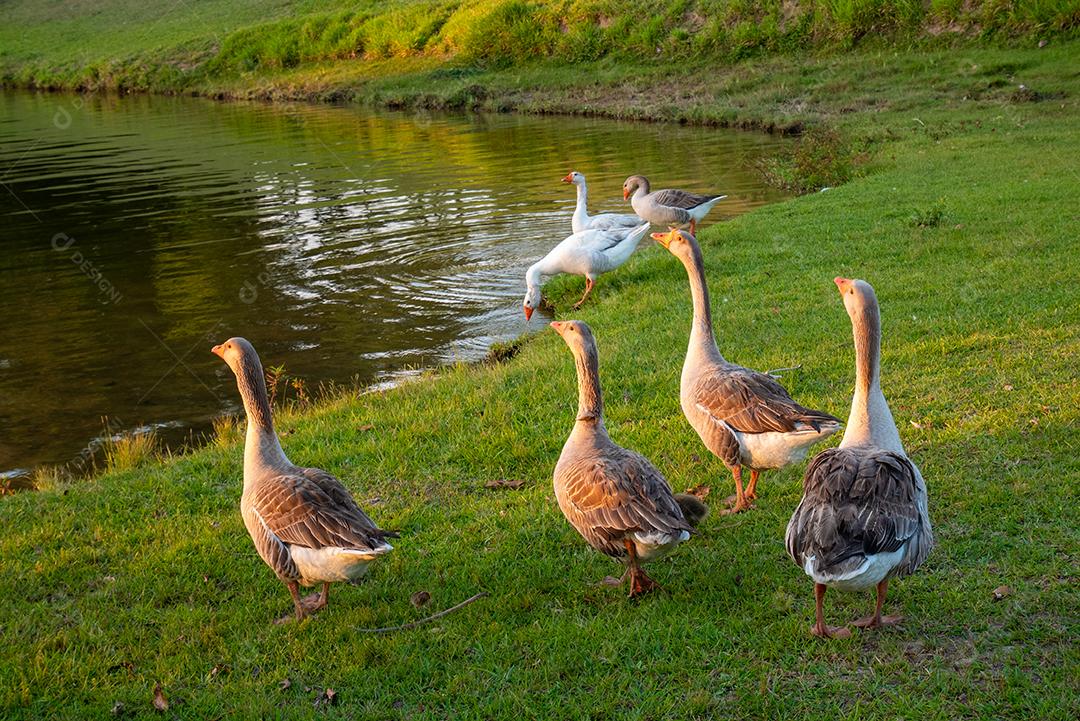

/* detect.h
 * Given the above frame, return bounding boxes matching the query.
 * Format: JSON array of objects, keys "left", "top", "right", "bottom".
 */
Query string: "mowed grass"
[{"left": 2, "top": 53, "right": 1079, "bottom": 716}]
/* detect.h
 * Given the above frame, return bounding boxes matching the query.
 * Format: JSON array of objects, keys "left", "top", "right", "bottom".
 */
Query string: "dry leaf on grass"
[
  {"left": 485, "top": 479, "right": 524, "bottom": 490},
  {"left": 992, "top": 585, "right": 1013, "bottom": 601},
  {"left": 685, "top": 484, "right": 711, "bottom": 501},
  {"left": 410, "top": 590, "right": 431, "bottom": 608},
  {"left": 152, "top": 683, "right": 168, "bottom": 712},
  {"left": 313, "top": 688, "right": 337, "bottom": 708},
  {"left": 356, "top": 424, "right": 374, "bottom": 432},
  {"left": 280, "top": 678, "right": 292, "bottom": 691}
]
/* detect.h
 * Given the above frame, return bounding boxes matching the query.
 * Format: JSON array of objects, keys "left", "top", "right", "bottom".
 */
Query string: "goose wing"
[
  {"left": 556, "top": 447, "right": 690, "bottom": 557},
  {"left": 651, "top": 188, "right": 722, "bottom": 210},
  {"left": 785, "top": 448, "right": 932, "bottom": 576},
  {"left": 248, "top": 469, "right": 390, "bottom": 552},
  {"left": 690, "top": 366, "right": 839, "bottom": 435}
]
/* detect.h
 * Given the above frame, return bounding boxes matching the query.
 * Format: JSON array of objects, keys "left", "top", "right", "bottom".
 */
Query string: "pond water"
[{"left": 0, "top": 90, "right": 790, "bottom": 476}]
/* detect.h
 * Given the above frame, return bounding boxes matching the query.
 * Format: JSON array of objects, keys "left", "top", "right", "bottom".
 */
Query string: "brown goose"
[
  {"left": 550, "top": 320, "right": 704, "bottom": 597},
  {"left": 785, "top": 278, "right": 933, "bottom": 639},
  {"left": 623, "top": 175, "right": 726, "bottom": 234},
  {"left": 212, "top": 337, "right": 394, "bottom": 623},
  {"left": 652, "top": 229, "right": 841, "bottom": 513}
]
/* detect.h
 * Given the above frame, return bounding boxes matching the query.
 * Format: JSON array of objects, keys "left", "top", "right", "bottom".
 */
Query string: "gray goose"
[
  {"left": 212, "top": 337, "right": 394, "bottom": 622},
  {"left": 653, "top": 229, "right": 841, "bottom": 513},
  {"left": 550, "top": 320, "right": 705, "bottom": 597},
  {"left": 785, "top": 278, "right": 933, "bottom": 639},
  {"left": 623, "top": 175, "right": 726, "bottom": 234}
]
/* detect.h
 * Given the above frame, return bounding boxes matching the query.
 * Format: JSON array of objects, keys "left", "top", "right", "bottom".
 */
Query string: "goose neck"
[
  {"left": 679, "top": 241, "right": 724, "bottom": 364},
  {"left": 572, "top": 342, "right": 605, "bottom": 426},
  {"left": 235, "top": 357, "right": 288, "bottom": 477},
  {"left": 841, "top": 302, "right": 903, "bottom": 451}
]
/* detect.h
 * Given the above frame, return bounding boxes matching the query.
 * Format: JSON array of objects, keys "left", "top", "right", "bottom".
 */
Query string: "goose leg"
[
  {"left": 623, "top": 539, "right": 659, "bottom": 598},
  {"left": 301, "top": 582, "right": 330, "bottom": 613},
  {"left": 276, "top": 580, "right": 308, "bottom": 624},
  {"left": 599, "top": 567, "right": 631, "bottom": 587},
  {"left": 572, "top": 278, "right": 596, "bottom": 309},
  {"left": 744, "top": 470, "right": 760, "bottom": 501},
  {"left": 688, "top": 219, "right": 697, "bottom": 235},
  {"left": 721, "top": 466, "right": 751, "bottom": 514},
  {"left": 811, "top": 583, "right": 851, "bottom": 639},
  {"left": 852, "top": 580, "right": 903, "bottom": 629}
]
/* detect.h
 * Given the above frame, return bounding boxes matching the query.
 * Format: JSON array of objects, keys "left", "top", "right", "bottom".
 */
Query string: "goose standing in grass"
[
  {"left": 562, "top": 171, "right": 642, "bottom": 233},
  {"left": 785, "top": 278, "right": 933, "bottom": 639},
  {"left": 522, "top": 222, "right": 650, "bottom": 319},
  {"left": 550, "top": 320, "right": 706, "bottom": 597},
  {"left": 212, "top": 337, "right": 395, "bottom": 623},
  {"left": 623, "top": 175, "right": 726, "bottom": 234},
  {"left": 652, "top": 229, "right": 840, "bottom": 513}
]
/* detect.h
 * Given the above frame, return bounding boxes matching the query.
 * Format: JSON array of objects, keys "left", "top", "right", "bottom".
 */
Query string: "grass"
[
  {"left": 1, "top": 1, "right": 1078, "bottom": 95},
  {"left": 2, "top": 39, "right": 1078, "bottom": 718}
]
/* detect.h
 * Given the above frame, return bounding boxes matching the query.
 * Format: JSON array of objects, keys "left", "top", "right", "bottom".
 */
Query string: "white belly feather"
[
  {"left": 803, "top": 545, "right": 906, "bottom": 592},
  {"left": 289, "top": 542, "right": 393, "bottom": 586},
  {"left": 630, "top": 529, "right": 690, "bottom": 563}
]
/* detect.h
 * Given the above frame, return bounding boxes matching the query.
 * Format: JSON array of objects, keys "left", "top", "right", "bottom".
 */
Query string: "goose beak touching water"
[
  {"left": 652, "top": 228, "right": 841, "bottom": 513},
  {"left": 623, "top": 175, "right": 726, "bottom": 235},
  {"left": 784, "top": 279, "right": 933, "bottom": 639},
  {"left": 212, "top": 337, "right": 395, "bottom": 623},
  {"left": 549, "top": 319, "right": 705, "bottom": 597}
]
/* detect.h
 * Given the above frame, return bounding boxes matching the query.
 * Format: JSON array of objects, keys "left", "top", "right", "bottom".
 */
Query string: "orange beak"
[
  {"left": 622, "top": 188, "right": 630, "bottom": 200},
  {"left": 561, "top": 173, "right": 573, "bottom": 183},
  {"left": 211, "top": 344, "right": 224, "bottom": 358},
  {"left": 651, "top": 229, "right": 677, "bottom": 249},
  {"left": 834, "top": 277, "right": 853, "bottom": 294},
  {"left": 523, "top": 305, "right": 534, "bottom": 321}
]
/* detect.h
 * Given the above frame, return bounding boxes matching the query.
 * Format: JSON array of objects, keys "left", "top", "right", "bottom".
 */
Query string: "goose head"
[
  {"left": 550, "top": 319, "right": 596, "bottom": 355},
  {"left": 562, "top": 171, "right": 584, "bottom": 185},
  {"left": 834, "top": 277, "right": 878, "bottom": 320},
  {"left": 523, "top": 285, "right": 541, "bottom": 321},
  {"left": 622, "top": 175, "right": 649, "bottom": 201},
  {"left": 211, "top": 336, "right": 260, "bottom": 375},
  {"left": 651, "top": 227, "right": 696, "bottom": 259}
]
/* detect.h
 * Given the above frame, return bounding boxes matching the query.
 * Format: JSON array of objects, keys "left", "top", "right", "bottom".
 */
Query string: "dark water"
[{"left": 0, "top": 90, "right": 789, "bottom": 475}]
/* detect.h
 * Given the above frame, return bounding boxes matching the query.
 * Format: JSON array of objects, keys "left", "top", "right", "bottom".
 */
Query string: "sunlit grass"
[
  {"left": 1, "top": 47, "right": 1077, "bottom": 717},
  {"left": 102, "top": 430, "right": 160, "bottom": 472}
]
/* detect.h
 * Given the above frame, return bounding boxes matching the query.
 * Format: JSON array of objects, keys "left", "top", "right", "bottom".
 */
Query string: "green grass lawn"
[{"left": 3, "top": 42, "right": 1078, "bottom": 717}]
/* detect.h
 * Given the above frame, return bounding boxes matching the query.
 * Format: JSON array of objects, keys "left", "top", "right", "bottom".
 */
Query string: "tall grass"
[{"left": 102, "top": 430, "right": 159, "bottom": 472}]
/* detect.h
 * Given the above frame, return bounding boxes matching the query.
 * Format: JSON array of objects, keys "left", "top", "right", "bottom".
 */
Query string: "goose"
[
  {"left": 523, "top": 222, "right": 650, "bottom": 319},
  {"left": 652, "top": 229, "right": 841, "bottom": 513},
  {"left": 785, "top": 278, "right": 933, "bottom": 639},
  {"left": 623, "top": 175, "right": 726, "bottom": 234},
  {"left": 212, "top": 337, "right": 395, "bottom": 623},
  {"left": 562, "top": 171, "right": 642, "bottom": 233},
  {"left": 550, "top": 320, "right": 706, "bottom": 597}
]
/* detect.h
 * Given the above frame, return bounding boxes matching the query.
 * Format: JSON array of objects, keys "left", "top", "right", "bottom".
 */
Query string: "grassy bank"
[
  {"left": 2, "top": 33, "right": 1079, "bottom": 719},
  {"left": 2, "top": 1, "right": 1078, "bottom": 102}
]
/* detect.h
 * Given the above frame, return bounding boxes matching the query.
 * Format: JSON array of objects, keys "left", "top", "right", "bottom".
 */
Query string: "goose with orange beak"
[
  {"left": 561, "top": 171, "right": 642, "bottom": 233},
  {"left": 212, "top": 337, "right": 396, "bottom": 623},
  {"left": 549, "top": 319, "right": 706, "bottom": 597},
  {"left": 651, "top": 228, "right": 841, "bottom": 513},
  {"left": 522, "top": 222, "right": 650, "bottom": 320},
  {"left": 623, "top": 175, "right": 726, "bottom": 234},
  {"left": 785, "top": 278, "right": 933, "bottom": 639}
]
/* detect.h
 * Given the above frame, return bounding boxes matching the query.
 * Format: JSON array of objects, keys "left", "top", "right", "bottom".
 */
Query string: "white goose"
[
  {"left": 653, "top": 229, "right": 841, "bottom": 512},
  {"left": 785, "top": 278, "right": 933, "bottom": 639},
  {"left": 523, "top": 222, "right": 650, "bottom": 319},
  {"left": 212, "top": 337, "right": 395, "bottom": 623},
  {"left": 562, "top": 171, "right": 642, "bottom": 233}
]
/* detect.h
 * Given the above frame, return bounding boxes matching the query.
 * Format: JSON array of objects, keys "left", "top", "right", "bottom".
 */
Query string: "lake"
[{"left": 0, "top": 90, "right": 789, "bottom": 477}]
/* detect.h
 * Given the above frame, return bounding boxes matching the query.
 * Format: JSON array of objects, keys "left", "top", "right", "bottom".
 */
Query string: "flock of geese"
[{"left": 211, "top": 172, "right": 933, "bottom": 639}]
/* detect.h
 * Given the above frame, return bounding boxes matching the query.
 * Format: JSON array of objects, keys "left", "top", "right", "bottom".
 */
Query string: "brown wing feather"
[
  {"left": 651, "top": 188, "right": 721, "bottom": 210},
  {"left": 786, "top": 448, "right": 932, "bottom": 577},
  {"left": 248, "top": 470, "right": 389, "bottom": 552},
  {"left": 556, "top": 446, "right": 690, "bottom": 558},
  {"left": 691, "top": 366, "right": 840, "bottom": 435}
]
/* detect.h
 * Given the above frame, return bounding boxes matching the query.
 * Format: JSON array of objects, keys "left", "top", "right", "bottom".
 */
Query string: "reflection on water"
[{"left": 0, "top": 91, "right": 790, "bottom": 474}]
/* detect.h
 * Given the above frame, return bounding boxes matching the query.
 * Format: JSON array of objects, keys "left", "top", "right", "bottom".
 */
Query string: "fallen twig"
[
  {"left": 766, "top": 364, "right": 802, "bottom": 378},
  {"left": 355, "top": 592, "right": 488, "bottom": 634}
]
